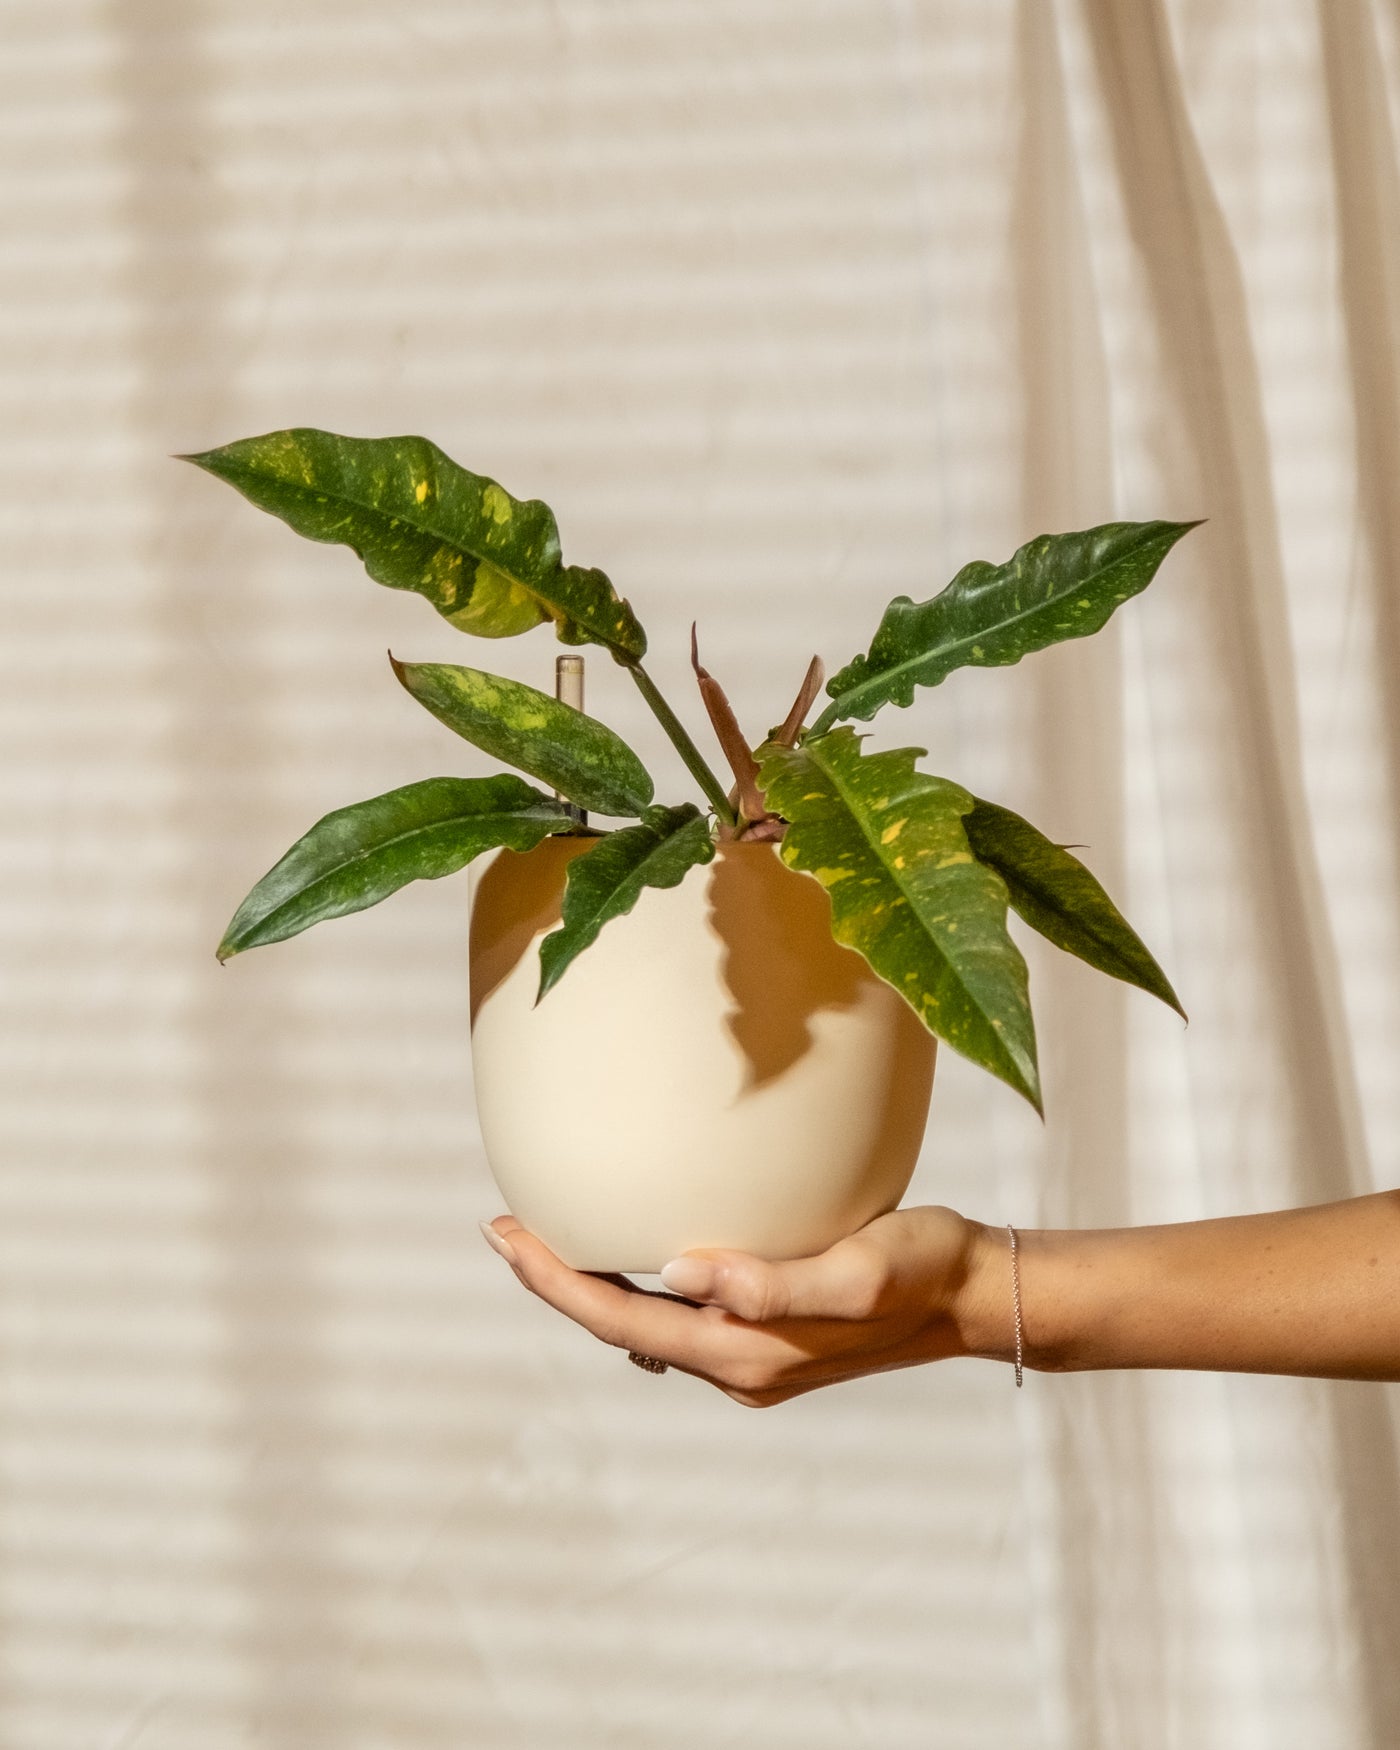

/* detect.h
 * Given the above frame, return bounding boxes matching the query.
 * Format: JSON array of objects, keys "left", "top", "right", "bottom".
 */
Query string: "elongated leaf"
[
  {"left": 758, "top": 729, "right": 1041, "bottom": 1111},
  {"left": 963, "top": 798, "right": 1185, "bottom": 1019},
  {"left": 771, "top": 654, "right": 825, "bottom": 747},
  {"left": 538, "top": 804, "right": 715, "bottom": 999},
  {"left": 814, "top": 520, "right": 1198, "bottom": 732},
  {"left": 219, "top": 774, "right": 573, "bottom": 960},
  {"left": 690, "top": 626, "right": 766, "bottom": 822},
  {"left": 390, "top": 658, "right": 654, "bottom": 818},
  {"left": 182, "top": 429, "right": 647, "bottom": 661}
]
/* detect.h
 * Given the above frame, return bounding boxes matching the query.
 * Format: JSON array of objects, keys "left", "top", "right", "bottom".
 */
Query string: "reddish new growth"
[{"left": 690, "top": 628, "right": 823, "bottom": 843}]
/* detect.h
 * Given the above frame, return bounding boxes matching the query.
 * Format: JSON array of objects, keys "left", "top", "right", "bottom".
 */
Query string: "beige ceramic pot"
[{"left": 469, "top": 836, "right": 937, "bottom": 1273}]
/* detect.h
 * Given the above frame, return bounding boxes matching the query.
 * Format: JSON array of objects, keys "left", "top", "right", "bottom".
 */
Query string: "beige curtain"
[{"left": 3, "top": 1, "right": 1399, "bottom": 1743}]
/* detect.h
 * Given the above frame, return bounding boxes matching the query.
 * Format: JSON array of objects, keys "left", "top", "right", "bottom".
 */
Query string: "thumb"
[{"left": 659, "top": 1238, "right": 885, "bottom": 1323}]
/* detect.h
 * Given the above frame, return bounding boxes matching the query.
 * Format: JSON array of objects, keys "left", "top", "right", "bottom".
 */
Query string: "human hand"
[{"left": 480, "top": 1206, "right": 1012, "bottom": 1406}]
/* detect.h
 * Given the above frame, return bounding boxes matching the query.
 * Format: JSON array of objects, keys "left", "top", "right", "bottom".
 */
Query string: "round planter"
[{"left": 469, "top": 836, "right": 937, "bottom": 1273}]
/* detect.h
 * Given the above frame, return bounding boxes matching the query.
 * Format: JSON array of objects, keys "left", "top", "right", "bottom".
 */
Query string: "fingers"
[
  {"left": 478, "top": 1207, "right": 978, "bottom": 1402},
  {"left": 658, "top": 1230, "right": 895, "bottom": 1323},
  {"left": 484, "top": 1216, "right": 782, "bottom": 1387}
]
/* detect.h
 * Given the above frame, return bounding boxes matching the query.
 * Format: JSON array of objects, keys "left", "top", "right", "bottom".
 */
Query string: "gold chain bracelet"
[{"left": 1006, "top": 1223, "right": 1024, "bottom": 1388}]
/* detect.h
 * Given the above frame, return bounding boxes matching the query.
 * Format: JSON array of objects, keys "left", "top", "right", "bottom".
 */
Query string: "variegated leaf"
[
  {"left": 537, "top": 804, "right": 715, "bottom": 999},
  {"left": 814, "top": 520, "right": 1197, "bottom": 732},
  {"left": 964, "top": 797, "right": 1185, "bottom": 1018},
  {"left": 390, "top": 658, "right": 654, "bottom": 817},
  {"left": 218, "top": 774, "right": 573, "bottom": 960},
  {"left": 758, "top": 728, "right": 1041, "bottom": 1111},
  {"left": 183, "top": 428, "right": 647, "bottom": 660}
]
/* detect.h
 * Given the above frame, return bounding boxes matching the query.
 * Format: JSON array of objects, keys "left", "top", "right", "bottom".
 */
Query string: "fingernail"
[
  {"left": 660, "top": 1257, "right": 715, "bottom": 1298},
  {"left": 480, "top": 1220, "right": 518, "bottom": 1265}
]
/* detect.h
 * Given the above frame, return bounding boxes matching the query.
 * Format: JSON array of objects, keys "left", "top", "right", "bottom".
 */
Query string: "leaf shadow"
[
  {"left": 707, "top": 846, "right": 868, "bottom": 1093},
  {"left": 469, "top": 837, "right": 593, "bottom": 1026}
]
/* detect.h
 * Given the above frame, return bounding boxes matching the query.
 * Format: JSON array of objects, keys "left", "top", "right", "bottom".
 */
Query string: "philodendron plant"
[{"left": 189, "top": 428, "right": 1195, "bottom": 1113}]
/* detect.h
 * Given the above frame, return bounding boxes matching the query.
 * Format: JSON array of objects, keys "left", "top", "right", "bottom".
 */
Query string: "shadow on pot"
[
  {"left": 468, "top": 837, "right": 594, "bottom": 1027},
  {"left": 706, "top": 842, "right": 865, "bottom": 1091}
]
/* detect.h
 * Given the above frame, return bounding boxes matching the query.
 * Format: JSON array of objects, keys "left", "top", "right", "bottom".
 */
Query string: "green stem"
[
  {"left": 807, "top": 701, "right": 840, "bottom": 739},
  {"left": 628, "top": 664, "right": 738, "bottom": 828}
]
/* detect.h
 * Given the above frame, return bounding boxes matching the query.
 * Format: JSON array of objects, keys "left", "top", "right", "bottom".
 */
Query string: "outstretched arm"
[
  {"left": 996, "top": 1191, "right": 1400, "bottom": 1381},
  {"left": 480, "top": 1192, "right": 1400, "bottom": 1406}
]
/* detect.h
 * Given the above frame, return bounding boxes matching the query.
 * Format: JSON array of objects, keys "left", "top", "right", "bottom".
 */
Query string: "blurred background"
[{"left": 4, "top": 1, "right": 1400, "bottom": 1744}]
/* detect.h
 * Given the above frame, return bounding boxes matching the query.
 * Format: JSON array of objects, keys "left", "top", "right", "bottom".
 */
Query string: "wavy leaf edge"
[
  {"left": 963, "top": 796, "right": 1187, "bottom": 1020},
  {"left": 182, "top": 428, "right": 648, "bottom": 661},
  {"left": 536, "top": 803, "right": 716, "bottom": 1000},
  {"left": 758, "top": 728, "right": 1042, "bottom": 1112},
  {"left": 814, "top": 518, "right": 1200, "bottom": 733},
  {"left": 218, "top": 773, "right": 576, "bottom": 961}
]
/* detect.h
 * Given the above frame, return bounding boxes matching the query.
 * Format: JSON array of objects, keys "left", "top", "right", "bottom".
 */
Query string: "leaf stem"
[
  {"left": 807, "top": 701, "right": 840, "bottom": 739},
  {"left": 628, "top": 664, "right": 738, "bottom": 827}
]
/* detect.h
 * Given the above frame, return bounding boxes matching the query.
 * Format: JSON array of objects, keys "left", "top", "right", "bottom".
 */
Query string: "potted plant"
[{"left": 188, "top": 429, "right": 1192, "bottom": 1271}]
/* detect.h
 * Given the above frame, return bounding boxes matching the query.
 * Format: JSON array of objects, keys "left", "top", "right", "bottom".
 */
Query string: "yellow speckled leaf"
[
  {"left": 963, "top": 796, "right": 1185, "bottom": 1019},
  {"left": 390, "top": 658, "right": 654, "bottom": 818},
  {"left": 218, "top": 774, "right": 574, "bottom": 960},
  {"left": 814, "top": 520, "right": 1198, "bottom": 733},
  {"left": 758, "top": 728, "right": 1041, "bottom": 1112},
  {"left": 182, "top": 429, "right": 647, "bottom": 661},
  {"left": 537, "top": 805, "right": 715, "bottom": 999}
]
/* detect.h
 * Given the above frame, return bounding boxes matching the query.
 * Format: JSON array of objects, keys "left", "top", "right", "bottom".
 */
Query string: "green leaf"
[
  {"left": 963, "top": 798, "right": 1185, "bottom": 1020},
  {"left": 218, "top": 774, "right": 574, "bottom": 960},
  {"left": 758, "top": 728, "right": 1041, "bottom": 1111},
  {"left": 390, "top": 658, "right": 654, "bottom": 818},
  {"left": 814, "top": 520, "right": 1198, "bottom": 732},
  {"left": 182, "top": 428, "right": 647, "bottom": 661},
  {"left": 538, "top": 804, "right": 715, "bottom": 999}
]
